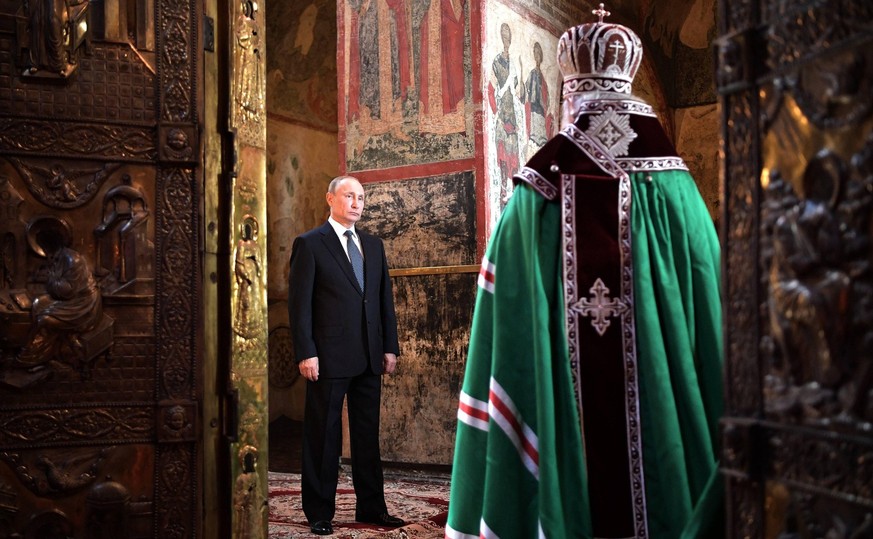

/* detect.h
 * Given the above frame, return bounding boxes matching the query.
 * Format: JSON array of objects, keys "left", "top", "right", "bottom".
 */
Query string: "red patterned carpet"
[{"left": 268, "top": 471, "right": 450, "bottom": 538}]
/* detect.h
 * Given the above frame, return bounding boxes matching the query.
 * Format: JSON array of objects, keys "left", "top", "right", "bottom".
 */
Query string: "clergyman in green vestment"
[{"left": 447, "top": 8, "right": 724, "bottom": 539}]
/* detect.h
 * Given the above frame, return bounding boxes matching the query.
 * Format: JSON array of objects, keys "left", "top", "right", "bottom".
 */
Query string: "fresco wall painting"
[
  {"left": 340, "top": 0, "right": 476, "bottom": 171},
  {"left": 642, "top": 0, "right": 717, "bottom": 106},
  {"left": 483, "top": 1, "right": 562, "bottom": 232},
  {"left": 266, "top": 0, "right": 338, "bottom": 130}
]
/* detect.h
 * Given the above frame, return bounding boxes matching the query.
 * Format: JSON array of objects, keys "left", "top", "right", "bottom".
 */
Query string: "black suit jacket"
[{"left": 288, "top": 222, "right": 399, "bottom": 378}]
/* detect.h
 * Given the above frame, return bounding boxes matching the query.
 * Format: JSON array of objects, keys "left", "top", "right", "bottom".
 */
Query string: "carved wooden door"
[
  {"left": 0, "top": 1, "right": 213, "bottom": 537},
  {"left": 717, "top": 0, "right": 873, "bottom": 536}
]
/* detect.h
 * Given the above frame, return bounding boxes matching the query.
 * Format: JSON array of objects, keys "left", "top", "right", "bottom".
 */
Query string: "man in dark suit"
[{"left": 288, "top": 175, "right": 404, "bottom": 536}]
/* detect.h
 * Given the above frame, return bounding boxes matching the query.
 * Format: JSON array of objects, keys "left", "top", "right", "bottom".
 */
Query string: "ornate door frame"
[{"left": 154, "top": 0, "right": 205, "bottom": 534}]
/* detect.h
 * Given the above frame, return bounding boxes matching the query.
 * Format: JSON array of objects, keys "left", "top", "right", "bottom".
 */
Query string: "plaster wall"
[{"left": 265, "top": 0, "right": 338, "bottom": 422}]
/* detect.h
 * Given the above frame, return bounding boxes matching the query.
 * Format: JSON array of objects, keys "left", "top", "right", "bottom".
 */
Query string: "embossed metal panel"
[
  {"left": 227, "top": 1, "right": 270, "bottom": 537},
  {"left": 717, "top": 0, "right": 873, "bottom": 536},
  {"left": 0, "top": 1, "right": 203, "bottom": 537}
]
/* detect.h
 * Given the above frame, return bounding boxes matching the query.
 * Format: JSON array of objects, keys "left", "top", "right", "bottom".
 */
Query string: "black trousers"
[{"left": 300, "top": 370, "right": 387, "bottom": 523}]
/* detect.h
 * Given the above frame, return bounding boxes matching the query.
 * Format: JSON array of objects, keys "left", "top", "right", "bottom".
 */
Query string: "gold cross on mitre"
[{"left": 592, "top": 3, "right": 611, "bottom": 23}]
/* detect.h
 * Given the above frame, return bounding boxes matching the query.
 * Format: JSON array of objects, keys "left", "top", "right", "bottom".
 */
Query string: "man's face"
[{"left": 327, "top": 178, "right": 365, "bottom": 228}]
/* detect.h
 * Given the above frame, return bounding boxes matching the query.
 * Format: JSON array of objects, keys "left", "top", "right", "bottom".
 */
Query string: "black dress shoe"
[
  {"left": 356, "top": 512, "right": 405, "bottom": 528},
  {"left": 310, "top": 520, "right": 333, "bottom": 535}
]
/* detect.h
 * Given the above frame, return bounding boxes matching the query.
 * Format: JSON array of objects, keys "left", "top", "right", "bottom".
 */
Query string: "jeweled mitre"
[{"left": 557, "top": 9, "right": 643, "bottom": 96}]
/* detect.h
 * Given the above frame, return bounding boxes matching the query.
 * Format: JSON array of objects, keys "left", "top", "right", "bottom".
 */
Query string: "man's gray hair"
[{"left": 328, "top": 175, "right": 359, "bottom": 194}]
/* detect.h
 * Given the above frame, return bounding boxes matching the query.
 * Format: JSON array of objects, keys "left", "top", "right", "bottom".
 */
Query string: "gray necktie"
[{"left": 344, "top": 230, "right": 364, "bottom": 290}]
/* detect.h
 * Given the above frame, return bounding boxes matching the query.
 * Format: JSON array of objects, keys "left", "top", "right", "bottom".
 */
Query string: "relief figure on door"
[
  {"left": 233, "top": 216, "right": 264, "bottom": 351},
  {"left": 16, "top": 0, "right": 91, "bottom": 77},
  {"left": 0, "top": 215, "right": 114, "bottom": 389},
  {"left": 763, "top": 142, "right": 873, "bottom": 427}
]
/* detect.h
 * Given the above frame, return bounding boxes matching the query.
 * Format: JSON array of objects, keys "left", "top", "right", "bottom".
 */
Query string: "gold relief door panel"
[
  {"left": 718, "top": 0, "right": 873, "bottom": 537},
  {"left": 0, "top": 1, "right": 203, "bottom": 537},
  {"left": 227, "top": 1, "right": 269, "bottom": 538}
]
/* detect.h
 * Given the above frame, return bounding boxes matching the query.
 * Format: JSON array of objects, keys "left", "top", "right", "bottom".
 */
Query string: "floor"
[{"left": 267, "top": 416, "right": 451, "bottom": 538}]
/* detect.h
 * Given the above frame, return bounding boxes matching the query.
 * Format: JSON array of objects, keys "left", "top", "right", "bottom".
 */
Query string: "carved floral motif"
[
  {"left": 0, "top": 447, "right": 111, "bottom": 498},
  {"left": 9, "top": 157, "right": 121, "bottom": 209},
  {"left": 0, "top": 408, "right": 151, "bottom": 445},
  {"left": 0, "top": 120, "right": 156, "bottom": 160}
]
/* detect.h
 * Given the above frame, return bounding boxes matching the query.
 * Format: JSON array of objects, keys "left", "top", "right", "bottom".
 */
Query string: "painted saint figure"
[
  {"left": 348, "top": 0, "right": 413, "bottom": 121},
  {"left": 418, "top": 0, "right": 466, "bottom": 135},
  {"left": 346, "top": 0, "right": 415, "bottom": 153},
  {"left": 520, "top": 41, "right": 554, "bottom": 160},
  {"left": 488, "top": 23, "right": 522, "bottom": 209}
]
